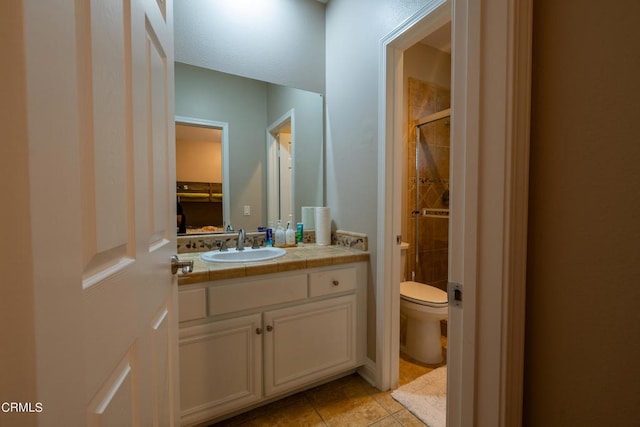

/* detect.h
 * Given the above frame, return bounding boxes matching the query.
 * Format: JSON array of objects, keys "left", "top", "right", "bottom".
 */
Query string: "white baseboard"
[{"left": 357, "top": 358, "right": 378, "bottom": 388}]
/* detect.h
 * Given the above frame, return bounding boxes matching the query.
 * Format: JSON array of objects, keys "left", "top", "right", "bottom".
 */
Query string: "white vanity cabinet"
[
  {"left": 178, "top": 262, "right": 366, "bottom": 427},
  {"left": 179, "top": 314, "right": 263, "bottom": 421},
  {"left": 263, "top": 294, "right": 357, "bottom": 396}
]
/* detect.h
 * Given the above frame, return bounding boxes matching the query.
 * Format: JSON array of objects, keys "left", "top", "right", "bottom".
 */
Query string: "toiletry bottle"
[
  {"left": 266, "top": 220, "right": 273, "bottom": 246},
  {"left": 285, "top": 221, "right": 295, "bottom": 245},
  {"left": 296, "top": 222, "right": 303, "bottom": 244},
  {"left": 274, "top": 220, "right": 285, "bottom": 246}
]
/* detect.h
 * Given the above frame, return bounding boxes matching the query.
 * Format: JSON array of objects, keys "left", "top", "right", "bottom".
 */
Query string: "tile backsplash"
[{"left": 177, "top": 229, "right": 368, "bottom": 253}]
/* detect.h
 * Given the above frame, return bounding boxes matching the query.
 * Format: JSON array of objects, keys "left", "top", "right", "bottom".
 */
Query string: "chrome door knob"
[{"left": 171, "top": 255, "right": 194, "bottom": 274}]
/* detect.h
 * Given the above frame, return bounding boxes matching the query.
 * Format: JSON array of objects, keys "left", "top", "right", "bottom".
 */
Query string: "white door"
[
  {"left": 11, "top": 0, "right": 178, "bottom": 425},
  {"left": 278, "top": 133, "right": 293, "bottom": 222},
  {"left": 267, "top": 114, "right": 294, "bottom": 224}
]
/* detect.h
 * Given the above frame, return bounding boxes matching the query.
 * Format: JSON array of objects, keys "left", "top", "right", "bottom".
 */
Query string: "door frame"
[
  {"left": 377, "top": 0, "right": 532, "bottom": 425},
  {"left": 267, "top": 109, "right": 295, "bottom": 224},
  {"left": 175, "top": 116, "right": 231, "bottom": 230}
]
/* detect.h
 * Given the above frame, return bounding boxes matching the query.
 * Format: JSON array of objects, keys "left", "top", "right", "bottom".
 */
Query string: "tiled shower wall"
[{"left": 406, "top": 78, "right": 451, "bottom": 292}]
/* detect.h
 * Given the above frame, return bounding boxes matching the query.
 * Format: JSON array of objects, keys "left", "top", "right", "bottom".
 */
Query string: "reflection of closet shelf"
[{"left": 177, "top": 181, "right": 223, "bottom": 203}]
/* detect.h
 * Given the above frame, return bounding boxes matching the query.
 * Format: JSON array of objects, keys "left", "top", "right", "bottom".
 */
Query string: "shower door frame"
[{"left": 412, "top": 109, "right": 451, "bottom": 285}]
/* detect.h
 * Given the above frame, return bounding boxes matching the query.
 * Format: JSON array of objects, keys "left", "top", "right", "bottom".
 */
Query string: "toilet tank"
[{"left": 400, "top": 242, "right": 410, "bottom": 281}]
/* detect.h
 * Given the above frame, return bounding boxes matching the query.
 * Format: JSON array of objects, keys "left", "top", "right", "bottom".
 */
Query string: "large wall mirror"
[{"left": 175, "top": 63, "right": 324, "bottom": 234}]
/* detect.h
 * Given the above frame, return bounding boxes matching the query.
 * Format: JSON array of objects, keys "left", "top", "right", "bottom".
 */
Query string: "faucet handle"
[
  {"left": 219, "top": 240, "right": 228, "bottom": 252},
  {"left": 251, "top": 236, "right": 261, "bottom": 249}
]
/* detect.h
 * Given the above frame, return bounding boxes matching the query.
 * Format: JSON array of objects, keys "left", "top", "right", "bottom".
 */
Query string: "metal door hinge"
[{"left": 448, "top": 282, "right": 463, "bottom": 308}]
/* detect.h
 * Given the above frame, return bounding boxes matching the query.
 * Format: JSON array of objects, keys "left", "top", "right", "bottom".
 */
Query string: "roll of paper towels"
[
  {"left": 314, "top": 207, "right": 331, "bottom": 245},
  {"left": 301, "top": 206, "right": 316, "bottom": 230}
]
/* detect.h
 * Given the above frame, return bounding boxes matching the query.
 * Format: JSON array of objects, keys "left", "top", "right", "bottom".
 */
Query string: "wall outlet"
[{"left": 243, "top": 205, "right": 251, "bottom": 216}]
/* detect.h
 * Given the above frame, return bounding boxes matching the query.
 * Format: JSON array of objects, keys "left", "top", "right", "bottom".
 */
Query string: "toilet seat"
[{"left": 400, "top": 281, "right": 448, "bottom": 308}]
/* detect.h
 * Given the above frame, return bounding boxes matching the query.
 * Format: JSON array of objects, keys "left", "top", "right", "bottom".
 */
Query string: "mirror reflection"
[
  {"left": 176, "top": 123, "right": 226, "bottom": 234},
  {"left": 175, "top": 63, "right": 324, "bottom": 235},
  {"left": 267, "top": 114, "right": 293, "bottom": 227}
]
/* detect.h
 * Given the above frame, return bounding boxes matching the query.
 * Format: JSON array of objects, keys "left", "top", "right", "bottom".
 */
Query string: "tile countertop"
[{"left": 177, "top": 244, "right": 370, "bottom": 285}]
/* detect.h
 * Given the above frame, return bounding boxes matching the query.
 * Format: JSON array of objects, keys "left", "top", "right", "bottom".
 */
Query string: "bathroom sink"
[{"left": 200, "top": 247, "right": 287, "bottom": 263}]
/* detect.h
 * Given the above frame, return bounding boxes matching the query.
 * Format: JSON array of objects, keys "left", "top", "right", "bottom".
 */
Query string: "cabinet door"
[
  {"left": 263, "top": 294, "right": 357, "bottom": 396},
  {"left": 179, "top": 314, "right": 262, "bottom": 425}
]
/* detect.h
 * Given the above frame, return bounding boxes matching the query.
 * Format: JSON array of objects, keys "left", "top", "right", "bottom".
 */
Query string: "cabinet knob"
[
  {"left": 256, "top": 327, "right": 263, "bottom": 335},
  {"left": 266, "top": 325, "right": 273, "bottom": 332},
  {"left": 332, "top": 280, "right": 339, "bottom": 286}
]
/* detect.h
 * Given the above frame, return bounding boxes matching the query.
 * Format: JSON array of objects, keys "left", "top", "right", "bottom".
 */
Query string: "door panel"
[
  {"left": 87, "top": 350, "right": 136, "bottom": 426},
  {"left": 151, "top": 306, "right": 172, "bottom": 426},
  {"left": 78, "top": 0, "right": 134, "bottom": 285},
  {"left": 89, "top": 0, "right": 129, "bottom": 258},
  {"left": 147, "top": 19, "right": 171, "bottom": 247}
]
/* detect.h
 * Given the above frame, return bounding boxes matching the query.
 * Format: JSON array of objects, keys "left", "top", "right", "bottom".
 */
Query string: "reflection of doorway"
[
  {"left": 175, "top": 116, "right": 230, "bottom": 231},
  {"left": 267, "top": 110, "right": 294, "bottom": 224}
]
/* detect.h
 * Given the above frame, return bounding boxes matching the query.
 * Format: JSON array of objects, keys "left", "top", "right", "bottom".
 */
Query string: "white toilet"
[{"left": 400, "top": 242, "right": 448, "bottom": 364}]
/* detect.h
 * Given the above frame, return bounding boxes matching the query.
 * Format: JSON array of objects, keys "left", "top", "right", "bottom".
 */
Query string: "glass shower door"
[{"left": 411, "top": 112, "right": 450, "bottom": 291}]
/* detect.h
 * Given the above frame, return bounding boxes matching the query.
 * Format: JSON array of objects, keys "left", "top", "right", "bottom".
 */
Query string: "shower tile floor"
[{"left": 209, "top": 338, "right": 446, "bottom": 427}]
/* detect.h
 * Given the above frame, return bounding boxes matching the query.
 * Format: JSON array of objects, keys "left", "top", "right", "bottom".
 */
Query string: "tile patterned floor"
[{"left": 210, "top": 339, "right": 446, "bottom": 427}]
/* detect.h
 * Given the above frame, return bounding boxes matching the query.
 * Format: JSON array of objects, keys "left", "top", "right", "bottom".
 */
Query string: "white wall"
[
  {"left": 325, "top": 0, "right": 434, "bottom": 240},
  {"left": 267, "top": 84, "right": 324, "bottom": 220},
  {"left": 325, "top": 0, "right": 432, "bottom": 359},
  {"left": 174, "top": 0, "right": 325, "bottom": 94},
  {"left": 176, "top": 139, "right": 222, "bottom": 183},
  {"left": 404, "top": 43, "right": 451, "bottom": 90}
]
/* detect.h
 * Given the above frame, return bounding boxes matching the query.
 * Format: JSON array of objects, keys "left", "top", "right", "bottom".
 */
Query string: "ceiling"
[
  {"left": 314, "top": 1, "right": 450, "bottom": 53},
  {"left": 175, "top": 124, "right": 221, "bottom": 143},
  {"left": 174, "top": 1, "right": 450, "bottom": 117},
  {"left": 420, "top": 21, "right": 451, "bottom": 53}
]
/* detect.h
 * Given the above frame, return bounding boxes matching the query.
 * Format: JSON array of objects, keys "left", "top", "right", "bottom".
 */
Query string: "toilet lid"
[{"left": 400, "top": 281, "right": 448, "bottom": 305}]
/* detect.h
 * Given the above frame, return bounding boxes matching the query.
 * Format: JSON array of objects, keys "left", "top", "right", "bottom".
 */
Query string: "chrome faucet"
[{"left": 236, "top": 229, "right": 245, "bottom": 251}]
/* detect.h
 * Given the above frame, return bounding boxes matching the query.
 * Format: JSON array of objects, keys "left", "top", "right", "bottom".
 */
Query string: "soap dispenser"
[
  {"left": 274, "top": 220, "right": 285, "bottom": 246},
  {"left": 285, "top": 220, "right": 296, "bottom": 245}
]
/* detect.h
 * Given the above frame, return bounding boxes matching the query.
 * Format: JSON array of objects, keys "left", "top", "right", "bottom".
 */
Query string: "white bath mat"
[{"left": 391, "top": 366, "right": 447, "bottom": 427}]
